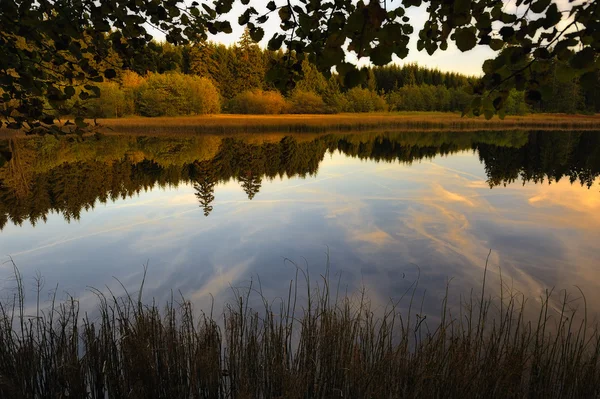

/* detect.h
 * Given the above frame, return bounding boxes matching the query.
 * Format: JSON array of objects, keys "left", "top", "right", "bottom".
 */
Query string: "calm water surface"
[{"left": 1, "top": 130, "right": 599, "bottom": 315}]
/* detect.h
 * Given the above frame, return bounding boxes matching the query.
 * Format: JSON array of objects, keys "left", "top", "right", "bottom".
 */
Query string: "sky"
[
  {"left": 3, "top": 148, "right": 599, "bottom": 318},
  {"left": 150, "top": 2, "right": 498, "bottom": 76},
  {"left": 147, "top": 0, "right": 585, "bottom": 77},
  {"left": 210, "top": 3, "right": 497, "bottom": 76}
]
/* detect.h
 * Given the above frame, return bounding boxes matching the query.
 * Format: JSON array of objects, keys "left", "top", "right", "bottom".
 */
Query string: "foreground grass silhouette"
[{"left": 0, "top": 259, "right": 599, "bottom": 398}]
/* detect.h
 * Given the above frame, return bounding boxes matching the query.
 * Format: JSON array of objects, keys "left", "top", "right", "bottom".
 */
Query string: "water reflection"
[
  {"left": 0, "top": 130, "right": 599, "bottom": 317},
  {"left": 1, "top": 131, "right": 599, "bottom": 230}
]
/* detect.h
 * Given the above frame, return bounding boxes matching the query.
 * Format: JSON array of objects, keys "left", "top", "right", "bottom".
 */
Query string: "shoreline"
[{"left": 2, "top": 112, "right": 600, "bottom": 137}]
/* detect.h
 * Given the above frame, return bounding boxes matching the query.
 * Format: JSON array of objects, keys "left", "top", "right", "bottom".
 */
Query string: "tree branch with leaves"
[{"left": 1, "top": 0, "right": 598, "bottom": 133}]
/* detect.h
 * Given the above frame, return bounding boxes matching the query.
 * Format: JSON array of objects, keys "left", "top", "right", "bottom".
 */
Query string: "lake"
[{"left": 1, "top": 130, "right": 599, "bottom": 317}]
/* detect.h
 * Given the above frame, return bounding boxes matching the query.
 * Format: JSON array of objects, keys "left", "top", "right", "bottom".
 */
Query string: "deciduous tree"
[{"left": 1, "top": 0, "right": 598, "bottom": 131}]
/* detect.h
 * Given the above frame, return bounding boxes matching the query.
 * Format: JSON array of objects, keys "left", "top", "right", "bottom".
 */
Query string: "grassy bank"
[
  {"left": 2, "top": 112, "right": 600, "bottom": 138},
  {"left": 0, "top": 262, "right": 599, "bottom": 398},
  {"left": 96, "top": 112, "right": 600, "bottom": 135}
]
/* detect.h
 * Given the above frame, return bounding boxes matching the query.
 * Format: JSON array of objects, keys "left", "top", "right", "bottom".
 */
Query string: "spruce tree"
[
  {"left": 189, "top": 41, "right": 218, "bottom": 81},
  {"left": 233, "top": 28, "right": 265, "bottom": 93},
  {"left": 194, "top": 161, "right": 217, "bottom": 217}
]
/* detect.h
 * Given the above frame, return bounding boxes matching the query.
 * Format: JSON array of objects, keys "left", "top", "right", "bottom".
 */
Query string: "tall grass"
[
  {"left": 2, "top": 112, "right": 600, "bottom": 138},
  {"left": 79, "top": 113, "right": 600, "bottom": 136},
  {"left": 1, "top": 258, "right": 599, "bottom": 398}
]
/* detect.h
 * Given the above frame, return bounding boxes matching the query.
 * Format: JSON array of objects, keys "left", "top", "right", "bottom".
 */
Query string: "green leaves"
[
  {"left": 489, "top": 39, "right": 504, "bottom": 51},
  {"left": 64, "top": 86, "right": 76, "bottom": 98},
  {"left": 541, "top": 3, "right": 561, "bottom": 29},
  {"left": 249, "top": 27, "right": 264, "bottom": 42},
  {"left": 2, "top": 0, "right": 599, "bottom": 131},
  {"left": 370, "top": 46, "right": 393, "bottom": 66},
  {"left": 454, "top": 28, "right": 477, "bottom": 52},
  {"left": 570, "top": 47, "right": 595, "bottom": 70},
  {"left": 104, "top": 69, "right": 117, "bottom": 79},
  {"left": 215, "top": 1, "right": 233, "bottom": 14},
  {"left": 499, "top": 26, "right": 515, "bottom": 42},
  {"left": 530, "top": 0, "right": 551, "bottom": 14},
  {"left": 525, "top": 89, "right": 542, "bottom": 105},
  {"left": 454, "top": 0, "right": 471, "bottom": 15},
  {"left": 268, "top": 34, "right": 285, "bottom": 51},
  {"left": 278, "top": 6, "right": 292, "bottom": 23},
  {"left": 214, "top": 20, "right": 233, "bottom": 34},
  {"left": 342, "top": 67, "right": 363, "bottom": 88},
  {"left": 482, "top": 97, "right": 495, "bottom": 119},
  {"left": 75, "top": 117, "right": 88, "bottom": 129},
  {"left": 556, "top": 64, "right": 577, "bottom": 83},
  {"left": 238, "top": 9, "right": 252, "bottom": 25}
]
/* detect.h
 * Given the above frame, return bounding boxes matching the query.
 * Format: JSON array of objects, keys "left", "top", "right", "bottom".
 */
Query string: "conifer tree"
[
  {"left": 233, "top": 28, "right": 265, "bottom": 93},
  {"left": 366, "top": 69, "right": 377, "bottom": 92},
  {"left": 212, "top": 45, "right": 237, "bottom": 99},
  {"left": 189, "top": 40, "right": 218, "bottom": 81},
  {"left": 194, "top": 161, "right": 217, "bottom": 217}
]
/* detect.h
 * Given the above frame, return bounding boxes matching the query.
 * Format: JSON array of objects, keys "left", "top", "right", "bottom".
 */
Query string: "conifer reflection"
[{"left": 0, "top": 130, "right": 599, "bottom": 230}]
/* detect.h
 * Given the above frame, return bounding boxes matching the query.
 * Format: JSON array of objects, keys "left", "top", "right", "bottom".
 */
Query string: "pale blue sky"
[
  {"left": 150, "top": 2, "right": 498, "bottom": 76},
  {"left": 3, "top": 149, "right": 599, "bottom": 317},
  {"left": 147, "top": 0, "right": 582, "bottom": 77}
]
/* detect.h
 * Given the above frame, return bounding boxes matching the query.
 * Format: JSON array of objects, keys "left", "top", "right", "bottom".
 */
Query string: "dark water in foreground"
[{"left": 0, "top": 130, "right": 599, "bottom": 315}]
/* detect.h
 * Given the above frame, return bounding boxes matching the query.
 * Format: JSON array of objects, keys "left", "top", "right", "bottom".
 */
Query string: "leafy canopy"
[{"left": 1, "top": 0, "right": 599, "bottom": 131}]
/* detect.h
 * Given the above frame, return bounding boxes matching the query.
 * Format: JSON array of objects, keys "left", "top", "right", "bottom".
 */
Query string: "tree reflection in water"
[{"left": 1, "top": 130, "right": 599, "bottom": 230}]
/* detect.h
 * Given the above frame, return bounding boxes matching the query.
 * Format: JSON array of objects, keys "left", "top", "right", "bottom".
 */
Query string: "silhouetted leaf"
[
  {"left": 531, "top": 0, "right": 550, "bottom": 13},
  {"left": 279, "top": 6, "right": 291, "bottom": 22},
  {"left": 455, "top": 28, "right": 477, "bottom": 52},
  {"left": 570, "top": 47, "right": 595, "bottom": 70},
  {"left": 104, "top": 69, "right": 117, "bottom": 79},
  {"left": 268, "top": 34, "right": 285, "bottom": 51},
  {"left": 525, "top": 89, "right": 541, "bottom": 104},
  {"left": 250, "top": 27, "right": 264, "bottom": 42}
]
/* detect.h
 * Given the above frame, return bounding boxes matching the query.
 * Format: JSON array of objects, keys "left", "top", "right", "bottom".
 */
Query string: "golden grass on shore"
[
  {"left": 96, "top": 112, "right": 600, "bottom": 135},
  {"left": 2, "top": 112, "right": 599, "bottom": 138}
]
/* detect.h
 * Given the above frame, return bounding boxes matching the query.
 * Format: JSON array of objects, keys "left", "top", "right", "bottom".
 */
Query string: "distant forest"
[
  {"left": 49, "top": 30, "right": 600, "bottom": 119},
  {"left": 1, "top": 130, "right": 599, "bottom": 230}
]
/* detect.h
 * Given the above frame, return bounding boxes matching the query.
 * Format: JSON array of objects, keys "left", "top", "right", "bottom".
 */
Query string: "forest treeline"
[
  {"left": 1, "top": 130, "right": 599, "bottom": 230},
  {"left": 48, "top": 30, "right": 600, "bottom": 119}
]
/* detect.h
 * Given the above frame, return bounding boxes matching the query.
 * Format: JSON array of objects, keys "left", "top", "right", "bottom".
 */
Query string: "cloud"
[
  {"left": 190, "top": 258, "right": 254, "bottom": 301},
  {"left": 431, "top": 183, "right": 476, "bottom": 207},
  {"left": 351, "top": 230, "right": 394, "bottom": 247},
  {"left": 526, "top": 180, "right": 600, "bottom": 228}
]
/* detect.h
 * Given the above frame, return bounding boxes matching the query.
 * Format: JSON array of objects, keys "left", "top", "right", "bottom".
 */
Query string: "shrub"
[
  {"left": 136, "top": 72, "right": 220, "bottom": 117},
  {"left": 321, "top": 77, "right": 347, "bottom": 113},
  {"left": 387, "top": 86, "right": 424, "bottom": 111},
  {"left": 186, "top": 76, "right": 221, "bottom": 115},
  {"left": 344, "top": 87, "right": 388, "bottom": 112},
  {"left": 434, "top": 85, "right": 452, "bottom": 111},
  {"left": 288, "top": 90, "right": 329, "bottom": 114},
  {"left": 386, "top": 91, "right": 403, "bottom": 111},
  {"left": 504, "top": 89, "right": 531, "bottom": 115},
  {"left": 86, "top": 82, "right": 128, "bottom": 118},
  {"left": 448, "top": 88, "right": 473, "bottom": 112},
  {"left": 230, "top": 90, "right": 289, "bottom": 114},
  {"left": 121, "top": 71, "right": 146, "bottom": 116},
  {"left": 295, "top": 60, "right": 329, "bottom": 95}
]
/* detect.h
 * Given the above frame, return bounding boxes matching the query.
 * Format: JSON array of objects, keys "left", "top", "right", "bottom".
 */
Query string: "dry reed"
[
  {"left": 0, "top": 257, "right": 599, "bottom": 398},
  {"left": 2, "top": 112, "right": 600, "bottom": 138},
  {"left": 95, "top": 113, "right": 600, "bottom": 135}
]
